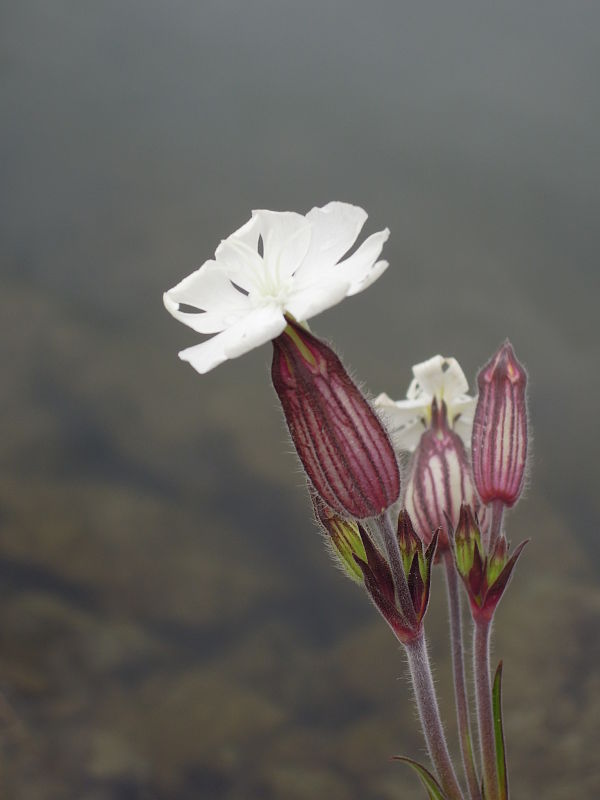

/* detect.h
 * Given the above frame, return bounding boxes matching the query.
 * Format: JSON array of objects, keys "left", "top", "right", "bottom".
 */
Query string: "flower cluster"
[{"left": 164, "top": 202, "right": 530, "bottom": 800}]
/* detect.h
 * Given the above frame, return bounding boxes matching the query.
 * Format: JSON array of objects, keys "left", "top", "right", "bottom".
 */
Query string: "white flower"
[
  {"left": 374, "top": 355, "right": 477, "bottom": 451},
  {"left": 164, "top": 202, "right": 389, "bottom": 374}
]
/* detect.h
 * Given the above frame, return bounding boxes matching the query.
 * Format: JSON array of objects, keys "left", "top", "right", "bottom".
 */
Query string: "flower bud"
[
  {"left": 404, "top": 399, "right": 477, "bottom": 551},
  {"left": 271, "top": 317, "right": 400, "bottom": 519},
  {"left": 354, "top": 511, "right": 438, "bottom": 643},
  {"left": 471, "top": 341, "right": 528, "bottom": 508},
  {"left": 313, "top": 499, "right": 367, "bottom": 583},
  {"left": 453, "top": 504, "right": 527, "bottom": 623},
  {"left": 396, "top": 510, "right": 438, "bottom": 625}
]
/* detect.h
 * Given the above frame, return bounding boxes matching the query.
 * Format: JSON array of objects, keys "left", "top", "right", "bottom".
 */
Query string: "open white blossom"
[
  {"left": 374, "top": 355, "right": 477, "bottom": 451},
  {"left": 164, "top": 202, "right": 389, "bottom": 374}
]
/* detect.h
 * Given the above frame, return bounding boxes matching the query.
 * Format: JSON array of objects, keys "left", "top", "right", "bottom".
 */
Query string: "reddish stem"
[{"left": 443, "top": 553, "right": 482, "bottom": 800}]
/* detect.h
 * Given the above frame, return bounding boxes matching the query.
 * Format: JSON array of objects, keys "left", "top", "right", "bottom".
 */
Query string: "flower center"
[{"left": 249, "top": 254, "right": 292, "bottom": 307}]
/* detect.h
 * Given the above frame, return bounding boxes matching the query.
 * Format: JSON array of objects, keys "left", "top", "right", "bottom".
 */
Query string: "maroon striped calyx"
[
  {"left": 453, "top": 504, "right": 527, "bottom": 623},
  {"left": 271, "top": 317, "right": 400, "bottom": 519},
  {"left": 404, "top": 399, "right": 477, "bottom": 551},
  {"left": 471, "top": 341, "right": 528, "bottom": 508},
  {"left": 354, "top": 513, "right": 438, "bottom": 644}
]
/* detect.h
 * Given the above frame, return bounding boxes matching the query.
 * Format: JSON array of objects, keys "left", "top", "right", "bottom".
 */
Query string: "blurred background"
[{"left": 2, "top": 1, "right": 599, "bottom": 798}]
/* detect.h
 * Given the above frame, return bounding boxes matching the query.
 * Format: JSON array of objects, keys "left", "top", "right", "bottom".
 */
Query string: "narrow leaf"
[
  {"left": 393, "top": 756, "right": 448, "bottom": 800},
  {"left": 492, "top": 661, "right": 509, "bottom": 800}
]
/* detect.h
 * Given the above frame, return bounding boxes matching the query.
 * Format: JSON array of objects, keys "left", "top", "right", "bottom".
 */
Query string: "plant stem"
[
  {"left": 405, "top": 631, "right": 465, "bottom": 800},
  {"left": 443, "top": 552, "right": 482, "bottom": 800},
  {"left": 377, "top": 511, "right": 416, "bottom": 626},
  {"left": 474, "top": 618, "right": 499, "bottom": 800},
  {"left": 486, "top": 500, "right": 504, "bottom": 552}
]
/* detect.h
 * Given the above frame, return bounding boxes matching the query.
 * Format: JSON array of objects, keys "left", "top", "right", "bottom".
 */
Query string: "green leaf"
[
  {"left": 393, "top": 756, "right": 449, "bottom": 800},
  {"left": 492, "top": 661, "right": 509, "bottom": 800}
]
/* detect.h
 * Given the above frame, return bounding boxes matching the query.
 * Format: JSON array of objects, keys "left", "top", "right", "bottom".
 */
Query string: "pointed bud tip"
[{"left": 478, "top": 339, "right": 527, "bottom": 389}]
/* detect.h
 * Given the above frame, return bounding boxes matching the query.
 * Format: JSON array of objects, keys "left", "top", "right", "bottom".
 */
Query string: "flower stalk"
[
  {"left": 405, "top": 631, "right": 465, "bottom": 800},
  {"left": 474, "top": 619, "right": 499, "bottom": 800},
  {"left": 443, "top": 552, "right": 481, "bottom": 800}
]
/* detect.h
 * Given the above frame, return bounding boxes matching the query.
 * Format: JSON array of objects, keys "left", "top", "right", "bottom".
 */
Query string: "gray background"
[{"left": 1, "top": 2, "right": 599, "bottom": 798}]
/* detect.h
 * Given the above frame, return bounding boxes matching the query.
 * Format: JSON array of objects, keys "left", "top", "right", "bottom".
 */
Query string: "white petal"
[
  {"left": 373, "top": 393, "right": 428, "bottom": 452},
  {"left": 346, "top": 259, "right": 389, "bottom": 296},
  {"left": 285, "top": 275, "right": 350, "bottom": 322},
  {"left": 163, "top": 262, "right": 251, "bottom": 334},
  {"left": 298, "top": 202, "right": 367, "bottom": 279},
  {"left": 439, "top": 358, "right": 470, "bottom": 401},
  {"left": 337, "top": 229, "right": 390, "bottom": 293},
  {"left": 374, "top": 394, "right": 428, "bottom": 420},
  {"left": 411, "top": 355, "right": 468, "bottom": 400},
  {"left": 223, "top": 305, "right": 287, "bottom": 359},
  {"left": 450, "top": 395, "right": 477, "bottom": 420},
  {"left": 392, "top": 419, "right": 426, "bottom": 452},
  {"left": 227, "top": 214, "right": 261, "bottom": 250},
  {"left": 373, "top": 391, "right": 397, "bottom": 410},
  {"left": 215, "top": 230, "right": 264, "bottom": 292},
  {"left": 454, "top": 416, "right": 474, "bottom": 448},
  {"left": 178, "top": 305, "right": 286, "bottom": 374},
  {"left": 253, "top": 210, "right": 311, "bottom": 281}
]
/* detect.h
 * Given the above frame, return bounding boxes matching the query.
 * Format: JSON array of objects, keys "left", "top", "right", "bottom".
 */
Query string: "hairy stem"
[
  {"left": 405, "top": 631, "right": 465, "bottom": 800},
  {"left": 377, "top": 510, "right": 416, "bottom": 626},
  {"left": 474, "top": 619, "right": 499, "bottom": 800},
  {"left": 443, "top": 553, "right": 482, "bottom": 800},
  {"left": 486, "top": 500, "right": 504, "bottom": 552}
]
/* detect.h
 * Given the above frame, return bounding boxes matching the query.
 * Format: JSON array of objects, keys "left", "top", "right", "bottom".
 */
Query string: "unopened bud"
[
  {"left": 471, "top": 341, "right": 528, "bottom": 508},
  {"left": 453, "top": 504, "right": 527, "bottom": 623},
  {"left": 313, "top": 500, "right": 366, "bottom": 583},
  {"left": 272, "top": 317, "right": 400, "bottom": 519},
  {"left": 354, "top": 512, "right": 438, "bottom": 643},
  {"left": 404, "top": 399, "right": 477, "bottom": 550},
  {"left": 396, "top": 509, "right": 421, "bottom": 575}
]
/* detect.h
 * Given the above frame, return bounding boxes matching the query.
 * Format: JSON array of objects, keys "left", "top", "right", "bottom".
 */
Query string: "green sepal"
[
  {"left": 393, "top": 756, "right": 449, "bottom": 800},
  {"left": 492, "top": 661, "right": 509, "bottom": 800}
]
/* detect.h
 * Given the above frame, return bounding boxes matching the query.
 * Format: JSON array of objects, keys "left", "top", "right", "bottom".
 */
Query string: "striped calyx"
[
  {"left": 271, "top": 317, "right": 400, "bottom": 519},
  {"left": 471, "top": 341, "right": 528, "bottom": 508},
  {"left": 405, "top": 399, "right": 476, "bottom": 551}
]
